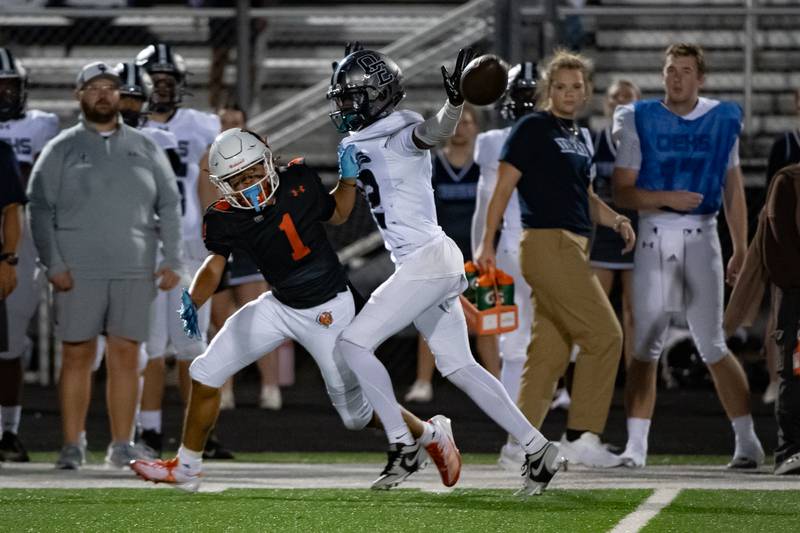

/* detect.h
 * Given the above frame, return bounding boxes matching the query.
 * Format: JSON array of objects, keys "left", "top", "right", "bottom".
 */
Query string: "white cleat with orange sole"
[
  {"left": 425, "top": 415, "right": 462, "bottom": 487},
  {"left": 130, "top": 457, "right": 203, "bottom": 493}
]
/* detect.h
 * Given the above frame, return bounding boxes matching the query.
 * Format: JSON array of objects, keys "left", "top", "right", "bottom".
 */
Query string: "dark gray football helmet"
[
  {"left": 135, "top": 43, "right": 187, "bottom": 113},
  {"left": 113, "top": 62, "right": 154, "bottom": 127},
  {"left": 0, "top": 48, "right": 27, "bottom": 120},
  {"left": 499, "top": 61, "right": 537, "bottom": 122},
  {"left": 326, "top": 49, "right": 405, "bottom": 132}
]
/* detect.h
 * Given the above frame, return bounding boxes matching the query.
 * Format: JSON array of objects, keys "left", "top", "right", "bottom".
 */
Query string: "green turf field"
[
  {"left": 643, "top": 490, "right": 800, "bottom": 533},
  {"left": 6, "top": 453, "right": 798, "bottom": 532},
  {"left": 2, "top": 488, "right": 798, "bottom": 532},
  {"left": 0, "top": 488, "right": 650, "bottom": 532}
]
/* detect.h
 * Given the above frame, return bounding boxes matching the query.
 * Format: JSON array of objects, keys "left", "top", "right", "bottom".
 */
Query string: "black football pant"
[{"left": 775, "top": 287, "right": 800, "bottom": 464}]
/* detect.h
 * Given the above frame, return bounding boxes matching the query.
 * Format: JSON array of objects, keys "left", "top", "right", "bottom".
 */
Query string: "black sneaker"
[
  {"left": 370, "top": 441, "right": 426, "bottom": 490},
  {"left": 0, "top": 432, "right": 30, "bottom": 462},
  {"left": 518, "top": 442, "right": 564, "bottom": 496},
  {"left": 137, "top": 429, "right": 163, "bottom": 458},
  {"left": 774, "top": 452, "right": 800, "bottom": 476},
  {"left": 203, "top": 435, "right": 235, "bottom": 460}
]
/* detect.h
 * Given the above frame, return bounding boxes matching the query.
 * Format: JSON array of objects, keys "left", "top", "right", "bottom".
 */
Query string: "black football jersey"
[{"left": 203, "top": 160, "right": 347, "bottom": 309}]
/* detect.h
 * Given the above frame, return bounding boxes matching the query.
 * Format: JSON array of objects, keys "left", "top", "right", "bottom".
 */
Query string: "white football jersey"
[
  {"left": 0, "top": 109, "right": 60, "bottom": 168},
  {"left": 140, "top": 126, "right": 178, "bottom": 152},
  {"left": 474, "top": 127, "right": 522, "bottom": 232},
  {"left": 340, "top": 110, "right": 446, "bottom": 262},
  {"left": 143, "top": 108, "right": 220, "bottom": 240}
]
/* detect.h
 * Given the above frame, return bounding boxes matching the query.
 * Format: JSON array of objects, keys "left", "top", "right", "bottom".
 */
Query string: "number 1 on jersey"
[{"left": 279, "top": 213, "right": 311, "bottom": 261}]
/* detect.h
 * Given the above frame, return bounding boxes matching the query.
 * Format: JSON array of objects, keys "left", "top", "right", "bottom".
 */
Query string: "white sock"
[
  {"left": 139, "top": 410, "right": 162, "bottom": 433},
  {"left": 178, "top": 445, "right": 203, "bottom": 471},
  {"left": 731, "top": 415, "right": 761, "bottom": 457},
  {"left": 337, "top": 338, "right": 414, "bottom": 445},
  {"left": 499, "top": 358, "right": 524, "bottom": 404},
  {"left": 1, "top": 406, "right": 21, "bottom": 434},
  {"left": 447, "top": 363, "right": 545, "bottom": 453},
  {"left": 626, "top": 418, "right": 651, "bottom": 455},
  {"left": 418, "top": 421, "right": 435, "bottom": 447}
]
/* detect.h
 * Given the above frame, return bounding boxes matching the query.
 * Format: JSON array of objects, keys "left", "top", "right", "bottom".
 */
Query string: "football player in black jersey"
[{"left": 130, "top": 129, "right": 460, "bottom": 491}]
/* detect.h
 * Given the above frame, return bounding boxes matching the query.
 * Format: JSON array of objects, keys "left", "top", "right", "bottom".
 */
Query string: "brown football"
[{"left": 459, "top": 54, "right": 509, "bottom": 106}]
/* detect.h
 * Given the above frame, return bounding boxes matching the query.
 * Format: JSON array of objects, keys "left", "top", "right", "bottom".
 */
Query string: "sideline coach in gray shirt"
[{"left": 28, "top": 62, "right": 183, "bottom": 469}]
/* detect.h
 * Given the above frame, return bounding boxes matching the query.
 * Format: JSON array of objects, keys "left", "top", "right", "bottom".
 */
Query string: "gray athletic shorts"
[{"left": 54, "top": 278, "right": 156, "bottom": 343}]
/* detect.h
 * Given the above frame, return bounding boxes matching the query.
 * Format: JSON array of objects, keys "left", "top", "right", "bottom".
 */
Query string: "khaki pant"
[{"left": 518, "top": 229, "right": 622, "bottom": 434}]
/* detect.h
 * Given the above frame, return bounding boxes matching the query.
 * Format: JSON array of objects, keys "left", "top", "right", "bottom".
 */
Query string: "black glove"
[
  {"left": 332, "top": 41, "right": 365, "bottom": 73},
  {"left": 440, "top": 47, "right": 475, "bottom": 106}
]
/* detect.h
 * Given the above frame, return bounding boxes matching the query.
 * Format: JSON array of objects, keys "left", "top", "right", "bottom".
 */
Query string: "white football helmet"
[{"left": 208, "top": 128, "right": 279, "bottom": 211}]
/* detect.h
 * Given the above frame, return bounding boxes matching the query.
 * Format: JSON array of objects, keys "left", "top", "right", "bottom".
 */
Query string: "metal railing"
[
  {"left": 528, "top": 0, "right": 800, "bottom": 143},
  {"left": 247, "top": 0, "right": 495, "bottom": 150}
]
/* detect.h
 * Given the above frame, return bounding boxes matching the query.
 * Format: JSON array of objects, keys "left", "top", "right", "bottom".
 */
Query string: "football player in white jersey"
[
  {"left": 328, "top": 44, "right": 563, "bottom": 494},
  {"left": 136, "top": 43, "right": 223, "bottom": 457},
  {"left": 0, "top": 47, "right": 59, "bottom": 462},
  {"left": 470, "top": 61, "right": 539, "bottom": 470}
]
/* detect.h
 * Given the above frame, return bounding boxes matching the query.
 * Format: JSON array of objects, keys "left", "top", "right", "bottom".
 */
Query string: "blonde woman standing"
[{"left": 476, "top": 50, "right": 635, "bottom": 468}]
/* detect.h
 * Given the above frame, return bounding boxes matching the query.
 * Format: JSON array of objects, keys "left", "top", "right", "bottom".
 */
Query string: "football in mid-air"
[{"left": 459, "top": 54, "right": 509, "bottom": 106}]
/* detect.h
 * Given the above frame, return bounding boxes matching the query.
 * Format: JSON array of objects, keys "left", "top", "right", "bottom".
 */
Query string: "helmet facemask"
[
  {"left": 119, "top": 96, "right": 147, "bottom": 127},
  {"left": 499, "top": 62, "right": 538, "bottom": 122},
  {"left": 149, "top": 73, "right": 182, "bottom": 114},
  {"left": 210, "top": 151, "right": 279, "bottom": 212},
  {"left": 327, "top": 86, "right": 370, "bottom": 132},
  {"left": 0, "top": 77, "right": 24, "bottom": 120}
]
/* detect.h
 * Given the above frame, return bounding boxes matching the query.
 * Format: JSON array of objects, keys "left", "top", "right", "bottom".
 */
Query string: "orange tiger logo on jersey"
[{"left": 316, "top": 311, "right": 334, "bottom": 328}]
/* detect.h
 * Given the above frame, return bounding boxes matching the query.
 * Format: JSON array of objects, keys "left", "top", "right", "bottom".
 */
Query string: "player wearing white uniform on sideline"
[
  {"left": 470, "top": 62, "right": 538, "bottom": 470},
  {"left": 612, "top": 43, "right": 764, "bottom": 469},
  {"left": 0, "top": 47, "right": 60, "bottom": 462},
  {"left": 136, "top": 43, "right": 222, "bottom": 457},
  {"left": 328, "top": 44, "right": 563, "bottom": 495}
]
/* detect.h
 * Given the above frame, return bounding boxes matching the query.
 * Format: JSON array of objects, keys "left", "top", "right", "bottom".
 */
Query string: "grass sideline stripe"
[{"left": 609, "top": 488, "right": 680, "bottom": 533}]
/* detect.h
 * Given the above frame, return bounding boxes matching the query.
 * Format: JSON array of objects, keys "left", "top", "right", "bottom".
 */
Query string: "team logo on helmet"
[
  {"left": 326, "top": 49, "right": 405, "bottom": 133},
  {"left": 316, "top": 311, "right": 334, "bottom": 328}
]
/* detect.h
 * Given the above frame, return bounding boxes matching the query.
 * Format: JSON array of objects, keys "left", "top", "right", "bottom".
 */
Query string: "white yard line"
[
  {"left": 608, "top": 488, "right": 681, "bottom": 533},
  {"left": 0, "top": 463, "right": 797, "bottom": 492}
]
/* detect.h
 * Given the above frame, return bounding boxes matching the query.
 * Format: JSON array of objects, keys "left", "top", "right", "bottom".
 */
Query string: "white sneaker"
[
  {"left": 259, "top": 385, "right": 282, "bottom": 410},
  {"left": 762, "top": 381, "right": 778, "bottom": 405},
  {"left": 403, "top": 380, "right": 433, "bottom": 403},
  {"left": 219, "top": 387, "right": 235, "bottom": 410},
  {"left": 559, "top": 433, "right": 623, "bottom": 468},
  {"left": 497, "top": 442, "right": 525, "bottom": 473},
  {"left": 550, "top": 388, "right": 571, "bottom": 411}
]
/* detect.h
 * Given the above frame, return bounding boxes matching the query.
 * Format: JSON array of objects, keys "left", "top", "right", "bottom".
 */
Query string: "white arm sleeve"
[
  {"left": 612, "top": 104, "right": 641, "bottom": 170},
  {"left": 413, "top": 100, "right": 463, "bottom": 147}
]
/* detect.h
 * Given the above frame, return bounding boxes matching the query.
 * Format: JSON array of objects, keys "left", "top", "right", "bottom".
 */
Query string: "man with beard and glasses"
[
  {"left": 135, "top": 43, "right": 228, "bottom": 459},
  {"left": 0, "top": 47, "right": 60, "bottom": 463},
  {"left": 27, "top": 61, "right": 183, "bottom": 470}
]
